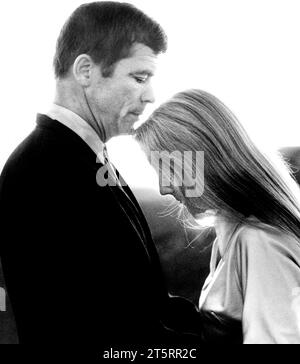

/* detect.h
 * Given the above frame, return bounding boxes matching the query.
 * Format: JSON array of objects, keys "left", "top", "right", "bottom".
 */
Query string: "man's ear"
[{"left": 73, "top": 54, "right": 94, "bottom": 87}]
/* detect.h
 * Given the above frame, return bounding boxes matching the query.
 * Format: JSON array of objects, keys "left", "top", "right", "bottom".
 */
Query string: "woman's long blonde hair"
[{"left": 135, "top": 89, "right": 300, "bottom": 240}]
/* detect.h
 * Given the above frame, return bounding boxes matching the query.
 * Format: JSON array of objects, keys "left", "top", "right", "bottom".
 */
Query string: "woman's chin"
[{"left": 193, "top": 210, "right": 217, "bottom": 227}]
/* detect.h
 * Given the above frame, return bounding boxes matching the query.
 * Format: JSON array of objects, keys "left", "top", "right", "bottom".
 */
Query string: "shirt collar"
[
  {"left": 46, "top": 104, "right": 105, "bottom": 164},
  {"left": 214, "top": 217, "right": 240, "bottom": 257}
]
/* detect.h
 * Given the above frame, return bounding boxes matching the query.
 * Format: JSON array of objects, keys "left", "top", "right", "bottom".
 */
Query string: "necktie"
[
  {"left": 102, "top": 147, "right": 160, "bottom": 275},
  {"left": 103, "top": 145, "right": 122, "bottom": 188},
  {"left": 102, "top": 146, "right": 148, "bottom": 240}
]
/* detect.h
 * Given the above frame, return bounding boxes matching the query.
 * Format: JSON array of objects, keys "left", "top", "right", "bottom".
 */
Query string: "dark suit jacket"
[{"left": 0, "top": 114, "right": 199, "bottom": 344}]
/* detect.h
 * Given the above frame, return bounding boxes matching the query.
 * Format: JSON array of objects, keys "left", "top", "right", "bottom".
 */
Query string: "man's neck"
[{"left": 54, "top": 82, "right": 106, "bottom": 142}]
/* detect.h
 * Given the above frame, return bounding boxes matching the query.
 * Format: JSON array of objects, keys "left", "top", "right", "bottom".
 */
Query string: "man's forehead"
[
  {"left": 120, "top": 43, "right": 158, "bottom": 73},
  {"left": 129, "top": 43, "right": 157, "bottom": 57}
]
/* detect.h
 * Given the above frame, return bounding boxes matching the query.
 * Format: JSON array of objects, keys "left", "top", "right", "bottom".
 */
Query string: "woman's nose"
[{"left": 159, "top": 185, "right": 174, "bottom": 196}]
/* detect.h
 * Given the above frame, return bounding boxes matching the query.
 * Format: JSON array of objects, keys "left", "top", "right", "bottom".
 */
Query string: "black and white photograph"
[{"left": 0, "top": 0, "right": 300, "bottom": 354}]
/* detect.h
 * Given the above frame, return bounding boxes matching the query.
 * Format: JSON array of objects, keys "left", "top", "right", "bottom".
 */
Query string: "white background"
[{"left": 0, "top": 0, "right": 299, "bottom": 190}]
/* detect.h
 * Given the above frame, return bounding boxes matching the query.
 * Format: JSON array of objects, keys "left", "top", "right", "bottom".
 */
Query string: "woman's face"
[
  {"left": 152, "top": 151, "right": 206, "bottom": 216},
  {"left": 159, "top": 184, "right": 184, "bottom": 203},
  {"left": 159, "top": 182, "right": 208, "bottom": 217}
]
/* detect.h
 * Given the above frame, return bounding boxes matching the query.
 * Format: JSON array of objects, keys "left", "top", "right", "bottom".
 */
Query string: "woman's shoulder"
[
  {"left": 232, "top": 219, "right": 300, "bottom": 258},
  {"left": 225, "top": 220, "right": 300, "bottom": 290}
]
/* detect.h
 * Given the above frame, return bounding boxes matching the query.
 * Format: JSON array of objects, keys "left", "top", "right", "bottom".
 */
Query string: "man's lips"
[
  {"left": 128, "top": 111, "right": 145, "bottom": 123},
  {"left": 130, "top": 109, "right": 145, "bottom": 116},
  {"left": 129, "top": 113, "right": 140, "bottom": 121}
]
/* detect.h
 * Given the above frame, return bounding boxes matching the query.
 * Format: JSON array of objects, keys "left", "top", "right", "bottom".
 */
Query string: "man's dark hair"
[{"left": 53, "top": 1, "right": 167, "bottom": 79}]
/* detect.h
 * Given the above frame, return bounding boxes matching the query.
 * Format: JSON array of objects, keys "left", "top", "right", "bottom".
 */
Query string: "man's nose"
[{"left": 141, "top": 84, "right": 155, "bottom": 104}]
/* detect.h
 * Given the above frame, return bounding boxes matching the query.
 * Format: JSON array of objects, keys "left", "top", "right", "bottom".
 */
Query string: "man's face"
[{"left": 88, "top": 43, "right": 157, "bottom": 140}]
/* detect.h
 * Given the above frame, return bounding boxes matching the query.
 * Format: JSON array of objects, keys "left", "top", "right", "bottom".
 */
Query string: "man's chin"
[
  {"left": 128, "top": 126, "right": 135, "bottom": 135},
  {"left": 126, "top": 121, "right": 137, "bottom": 135},
  {"left": 118, "top": 126, "right": 135, "bottom": 136}
]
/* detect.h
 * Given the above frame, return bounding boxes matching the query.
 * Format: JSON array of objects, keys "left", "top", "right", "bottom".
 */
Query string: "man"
[{"left": 0, "top": 2, "right": 200, "bottom": 344}]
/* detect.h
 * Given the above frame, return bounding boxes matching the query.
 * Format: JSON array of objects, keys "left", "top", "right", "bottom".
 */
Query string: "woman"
[{"left": 135, "top": 89, "right": 300, "bottom": 344}]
